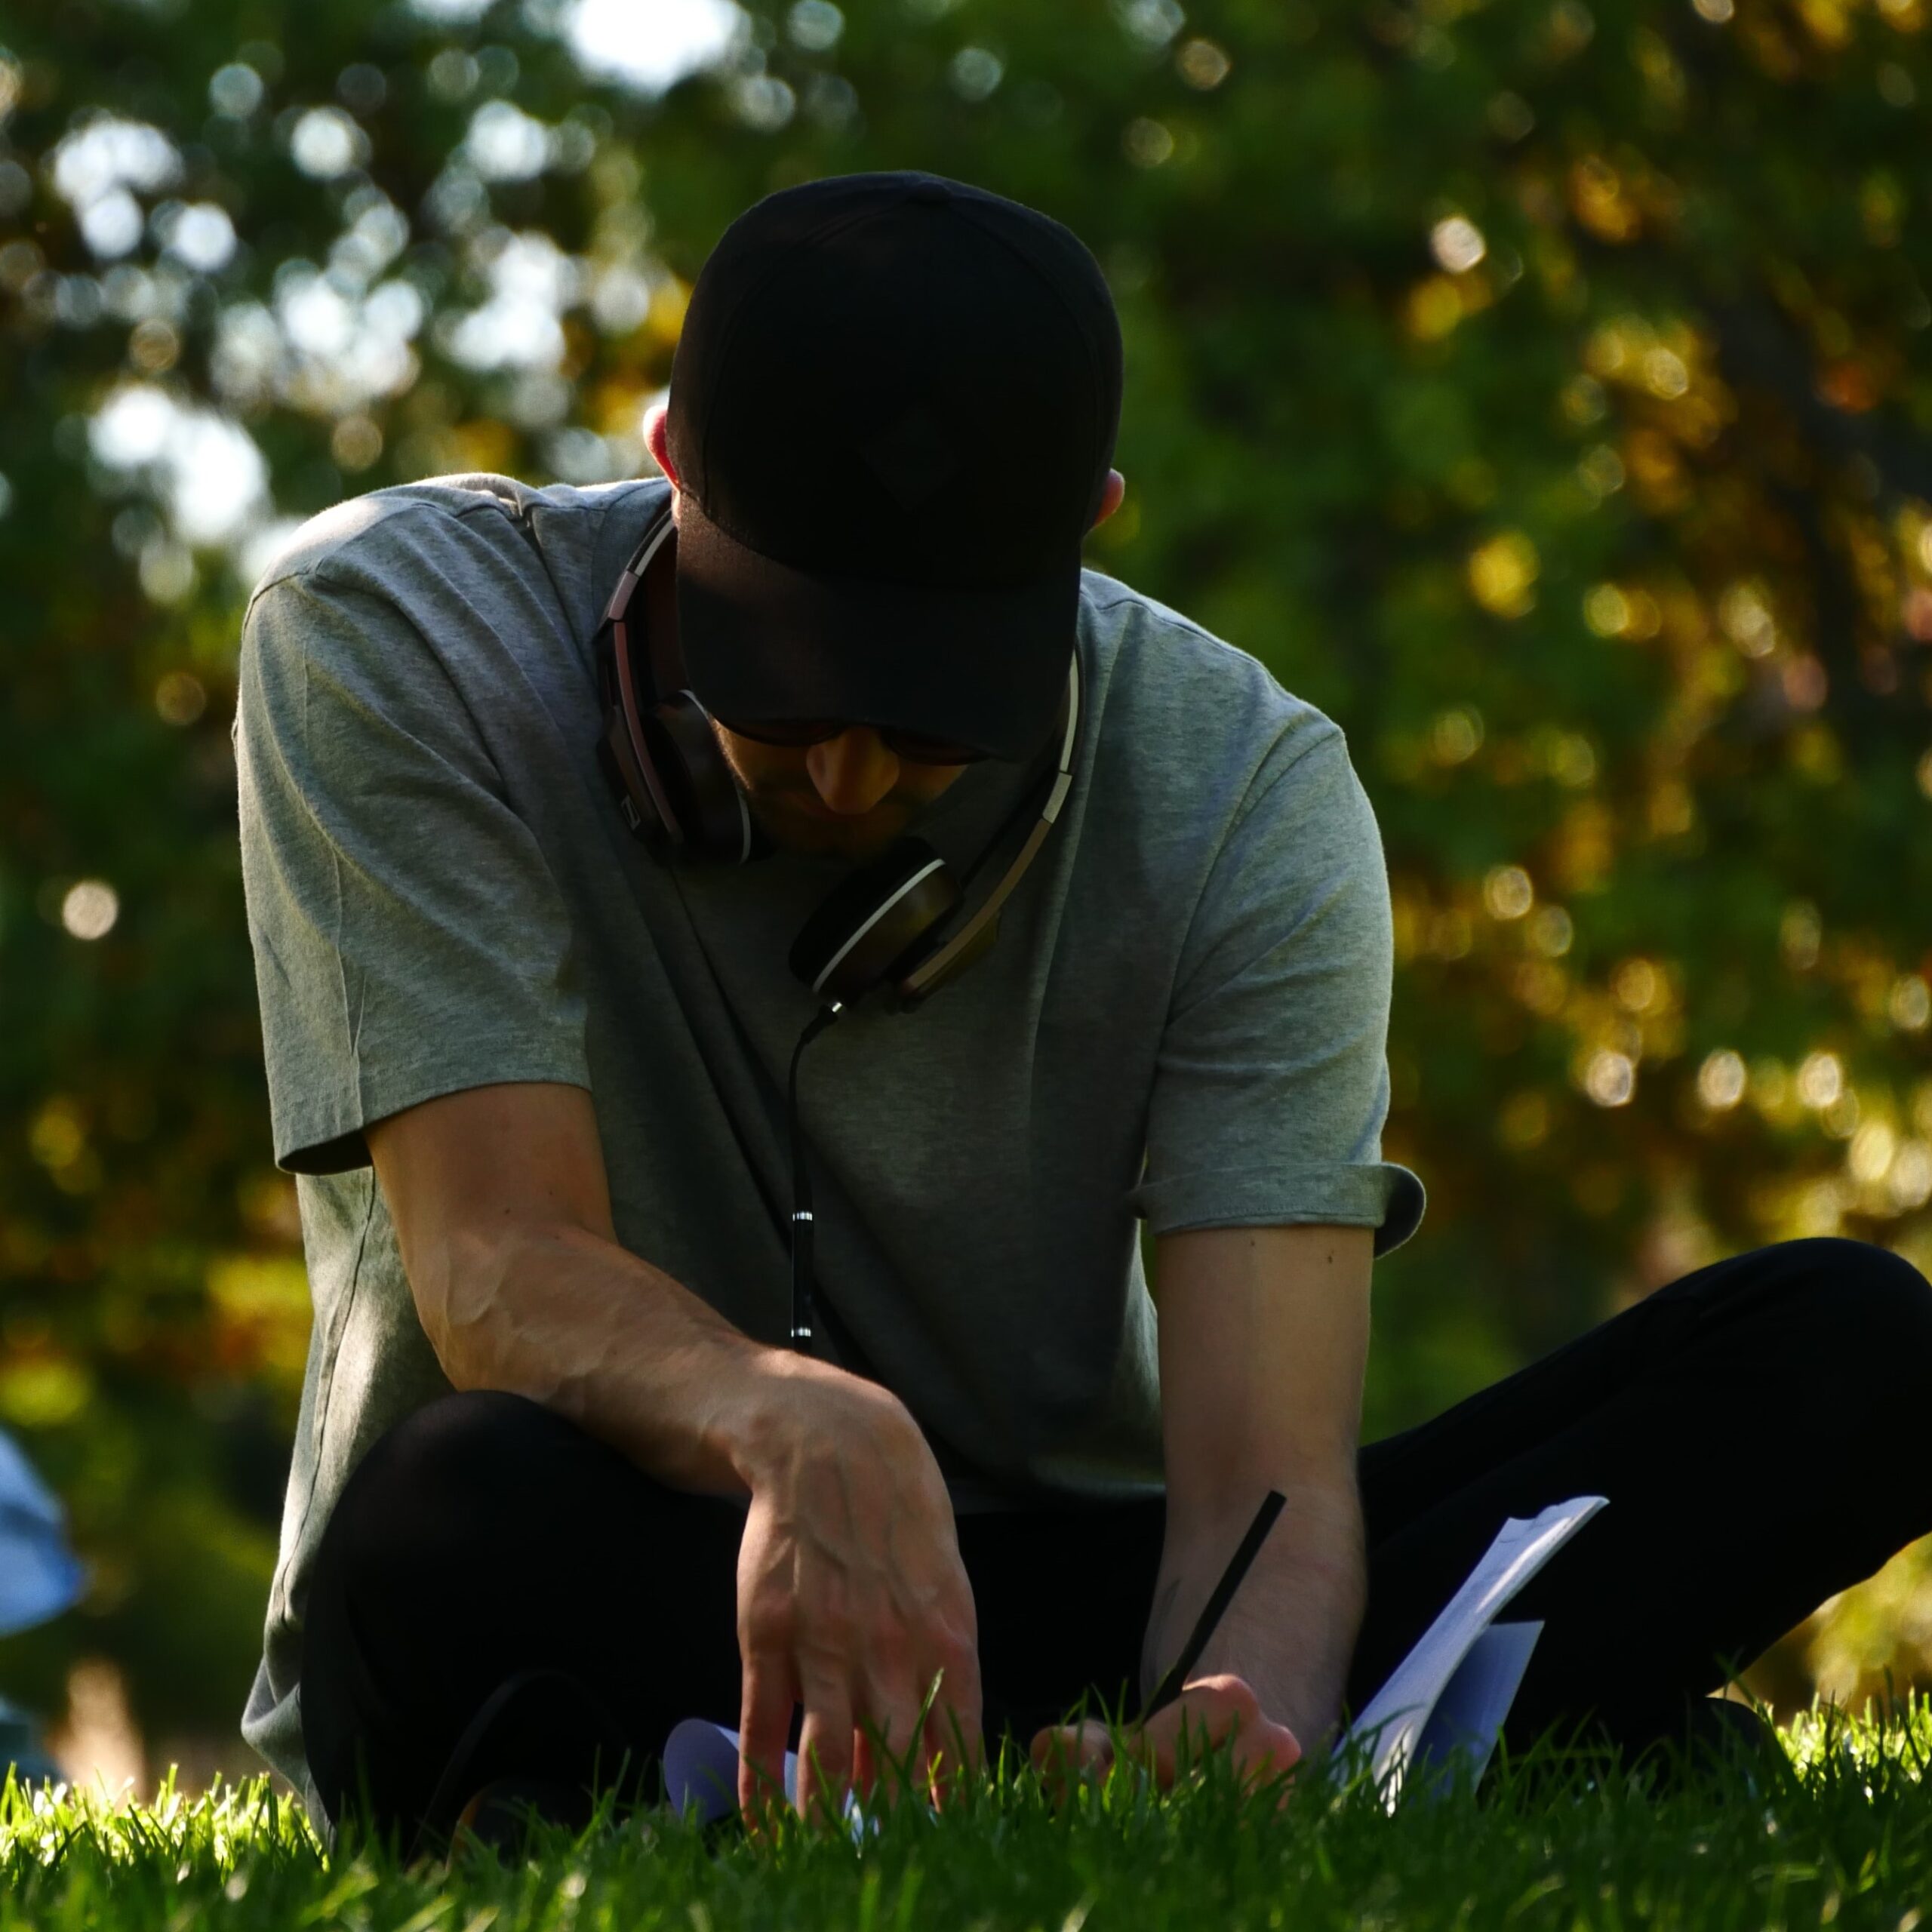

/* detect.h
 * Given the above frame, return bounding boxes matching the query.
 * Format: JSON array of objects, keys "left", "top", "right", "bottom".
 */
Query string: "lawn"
[{"left": 2, "top": 1707, "right": 1927, "bottom": 1930}]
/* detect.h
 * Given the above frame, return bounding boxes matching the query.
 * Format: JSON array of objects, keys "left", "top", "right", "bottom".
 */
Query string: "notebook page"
[
  {"left": 662, "top": 1718, "right": 875, "bottom": 1835},
  {"left": 1412, "top": 1620, "right": 1543, "bottom": 1785},
  {"left": 1347, "top": 1494, "right": 1606, "bottom": 1795}
]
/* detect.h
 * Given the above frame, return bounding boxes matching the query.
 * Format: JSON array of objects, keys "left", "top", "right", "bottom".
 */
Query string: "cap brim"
[{"left": 672, "top": 499, "right": 1077, "bottom": 764}]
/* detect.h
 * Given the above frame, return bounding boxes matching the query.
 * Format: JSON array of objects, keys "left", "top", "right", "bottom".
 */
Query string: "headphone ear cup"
[
  {"left": 650, "top": 693, "right": 771, "bottom": 864},
  {"left": 790, "top": 838, "right": 961, "bottom": 1005}
]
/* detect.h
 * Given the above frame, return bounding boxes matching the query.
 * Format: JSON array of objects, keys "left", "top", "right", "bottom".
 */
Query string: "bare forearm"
[
  {"left": 396, "top": 1186, "right": 985, "bottom": 1825},
  {"left": 421, "top": 1219, "right": 803, "bottom": 1497},
  {"left": 1142, "top": 1475, "right": 1365, "bottom": 1747}
]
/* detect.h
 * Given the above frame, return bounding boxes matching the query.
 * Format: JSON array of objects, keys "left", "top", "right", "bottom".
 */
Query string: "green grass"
[{"left": 2, "top": 1706, "right": 1929, "bottom": 1930}]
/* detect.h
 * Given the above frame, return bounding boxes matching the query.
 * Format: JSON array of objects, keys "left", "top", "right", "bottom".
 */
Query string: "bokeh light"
[
  {"left": 564, "top": 0, "right": 746, "bottom": 93},
  {"left": 1698, "top": 1050, "right": 1748, "bottom": 1111},
  {"left": 1429, "top": 216, "right": 1487, "bottom": 275},
  {"left": 1585, "top": 1051, "right": 1636, "bottom": 1108},
  {"left": 1483, "top": 866, "right": 1534, "bottom": 921},
  {"left": 1797, "top": 1053, "right": 1845, "bottom": 1111},
  {"left": 60, "top": 881, "right": 119, "bottom": 942}
]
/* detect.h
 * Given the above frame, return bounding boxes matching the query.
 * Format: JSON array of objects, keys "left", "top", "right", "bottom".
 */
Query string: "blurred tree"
[{"left": 1, "top": 0, "right": 1929, "bottom": 1743}]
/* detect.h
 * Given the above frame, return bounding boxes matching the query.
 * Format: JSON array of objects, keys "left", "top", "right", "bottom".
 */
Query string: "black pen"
[{"left": 1134, "top": 1488, "right": 1286, "bottom": 1724}]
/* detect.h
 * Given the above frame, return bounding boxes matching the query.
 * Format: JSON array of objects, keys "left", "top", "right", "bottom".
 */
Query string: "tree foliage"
[{"left": 2, "top": 0, "right": 1930, "bottom": 1742}]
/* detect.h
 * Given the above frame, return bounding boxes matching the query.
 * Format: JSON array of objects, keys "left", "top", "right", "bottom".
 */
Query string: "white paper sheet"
[
  {"left": 661, "top": 1716, "right": 750, "bottom": 1824},
  {"left": 1412, "top": 1620, "right": 1543, "bottom": 1785},
  {"left": 661, "top": 1718, "right": 874, "bottom": 1835},
  {"left": 1346, "top": 1494, "right": 1606, "bottom": 1799}
]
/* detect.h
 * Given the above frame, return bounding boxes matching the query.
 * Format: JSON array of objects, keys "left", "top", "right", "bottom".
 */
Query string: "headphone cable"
[
  {"left": 783, "top": 707, "right": 1065, "bottom": 1344},
  {"left": 786, "top": 1001, "right": 843, "bottom": 1349}
]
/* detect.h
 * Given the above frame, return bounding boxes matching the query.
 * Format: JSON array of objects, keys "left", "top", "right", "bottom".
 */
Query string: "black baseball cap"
[{"left": 664, "top": 171, "right": 1123, "bottom": 763}]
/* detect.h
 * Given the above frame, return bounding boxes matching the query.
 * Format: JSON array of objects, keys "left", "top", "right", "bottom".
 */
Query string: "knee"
[
  {"left": 312, "top": 1389, "right": 568, "bottom": 1608},
  {"left": 361, "top": 1386, "right": 561, "bottom": 1503},
  {"left": 1778, "top": 1237, "right": 1932, "bottom": 1361}
]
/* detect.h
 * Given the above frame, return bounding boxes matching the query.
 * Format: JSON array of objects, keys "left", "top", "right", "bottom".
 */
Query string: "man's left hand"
[{"left": 1028, "top": 1672, "right": 1301, "bottom": 1806}]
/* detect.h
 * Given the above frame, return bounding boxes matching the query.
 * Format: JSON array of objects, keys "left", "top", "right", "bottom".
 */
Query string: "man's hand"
[
  {"left": 734, "top": 1359, "right": 984, "bottom": 1828},
  {"left": 368, "top": 1081, "right": 985, "bottom": 1833},
  {"left": 1029, "top": 1673, "right": 1301, "bottom": 1806}
]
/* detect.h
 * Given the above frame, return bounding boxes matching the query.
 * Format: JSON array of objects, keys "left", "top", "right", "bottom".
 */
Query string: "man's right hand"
[{"left": 733, "top": 1358, "right": 984, "bottom": 1827}]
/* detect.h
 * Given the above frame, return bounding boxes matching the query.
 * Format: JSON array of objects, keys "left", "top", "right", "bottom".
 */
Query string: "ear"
[
  {"left": 1091, "top": 469, "right": 1127, "bottom": 530},
  {"left": 643, "top": 400, "right": 682, "bottom": 491}
]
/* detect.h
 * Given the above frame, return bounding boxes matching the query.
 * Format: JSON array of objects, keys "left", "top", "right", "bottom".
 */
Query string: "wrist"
[
  {"left": 718, "top": 1346, "right": 912, "bottom": 1491},
  {"left": 1148, "top": 1480, "right": 1364, "bottom": 1740}
]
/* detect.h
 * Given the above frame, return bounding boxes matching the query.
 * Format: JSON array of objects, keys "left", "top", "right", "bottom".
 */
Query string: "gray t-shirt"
[{"left": 232, "top": 472, "right": 1424, "bottom": 1803}]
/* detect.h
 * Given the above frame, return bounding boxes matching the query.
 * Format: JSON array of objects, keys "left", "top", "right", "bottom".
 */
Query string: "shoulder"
[
  {"left": 245, "top": 475, "right": 526, "bottom": 609},
  {"left": 1077, "top": 568, "right": 1352, "bottom": 813},
  {"left": 244, "top": 472, "right": 667, "bottom": 617},
  {"left": 238, "top": 474, "right": 669, "bottom": 716}
]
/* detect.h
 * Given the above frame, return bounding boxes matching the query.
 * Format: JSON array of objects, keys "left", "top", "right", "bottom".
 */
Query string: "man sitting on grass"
[{"left": 233, "top": 171, "right": 1932, "bottom": 1846}]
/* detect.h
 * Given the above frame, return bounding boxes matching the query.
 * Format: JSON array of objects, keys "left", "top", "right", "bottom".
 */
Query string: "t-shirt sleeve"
[
  {"left": 235, "top": 568, "right": 589, "bottom": 1174},
  {"left": 1132, "top": 727, "right": 1425, "bottom": 1255}
]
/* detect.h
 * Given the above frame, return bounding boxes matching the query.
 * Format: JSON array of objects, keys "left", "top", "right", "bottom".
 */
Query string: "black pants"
[{"left": 301, "top": 1238, "right": 1932, "bottom": 1837}]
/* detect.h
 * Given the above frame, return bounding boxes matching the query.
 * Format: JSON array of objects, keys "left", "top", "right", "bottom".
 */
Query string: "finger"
[
  {"left": 1032, "top": 1718, "right": 1114, "bottom": 1769},
  {"left": 1156, "top": 1686, "right": 1253, "bottom": 1783},
  {"left": 795, "top": 1675, "right": 855, "bottom": 1829},
  {"left": 1177, "top": 1673, "right": 1300, "bottom": 1791},
  {"left": 925, "top": 1649, "right": 984, "bottom": 1801},
  {"left": 1029, "top": 1718, "right": 1114, "bottom": 1803},
  {"left": 854, "top": 1646, "right": 927, "bottom": 1792},
  {"left": 737, "top": 1660, "right": 796, "bottom": 1827},
  {"left": 1267, "top": 1739, "right": 1303, "bottom": 1811},
  {"left": 1097, "top": 1681, "right": 1238, "bottom": 1790},
  {"left": 923, "top": 1682, "right": 978, "bottom": 1809},
  {"left": 903, "top": 1652, "right": 978, "bottom": 1807},
  {"left": 852, "top": 1668, "right": 924, "bottom": 1809},
  {"left": 1139, "top": 1706, "right": 1231, "bottom": 1786},
  {"left": 1251, "top": 1717, "right": 1303, "bottom": 1785},
  {"left": 1134, "top": 1678, "right": 1299, "bottom": 1790},
  {"left": 1194, "top": 1712, "right": 1300, "bottom": 1792},
  {"left": 904, "top": 1672, "right": 947, "bottom": 1808}
]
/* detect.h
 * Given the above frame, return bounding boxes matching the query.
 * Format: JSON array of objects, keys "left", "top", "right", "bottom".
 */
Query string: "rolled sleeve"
[
  {"left": 235, "top": 571, "right": 589, "bottom": 1173},
  {"left": 1131, "top": 729, "right": 1425, "bottom": 1257}
]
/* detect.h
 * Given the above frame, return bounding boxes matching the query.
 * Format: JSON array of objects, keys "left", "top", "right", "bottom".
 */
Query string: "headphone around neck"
[{"left": 593, "top": 500, "right": 1082, "bottom": 1016}]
